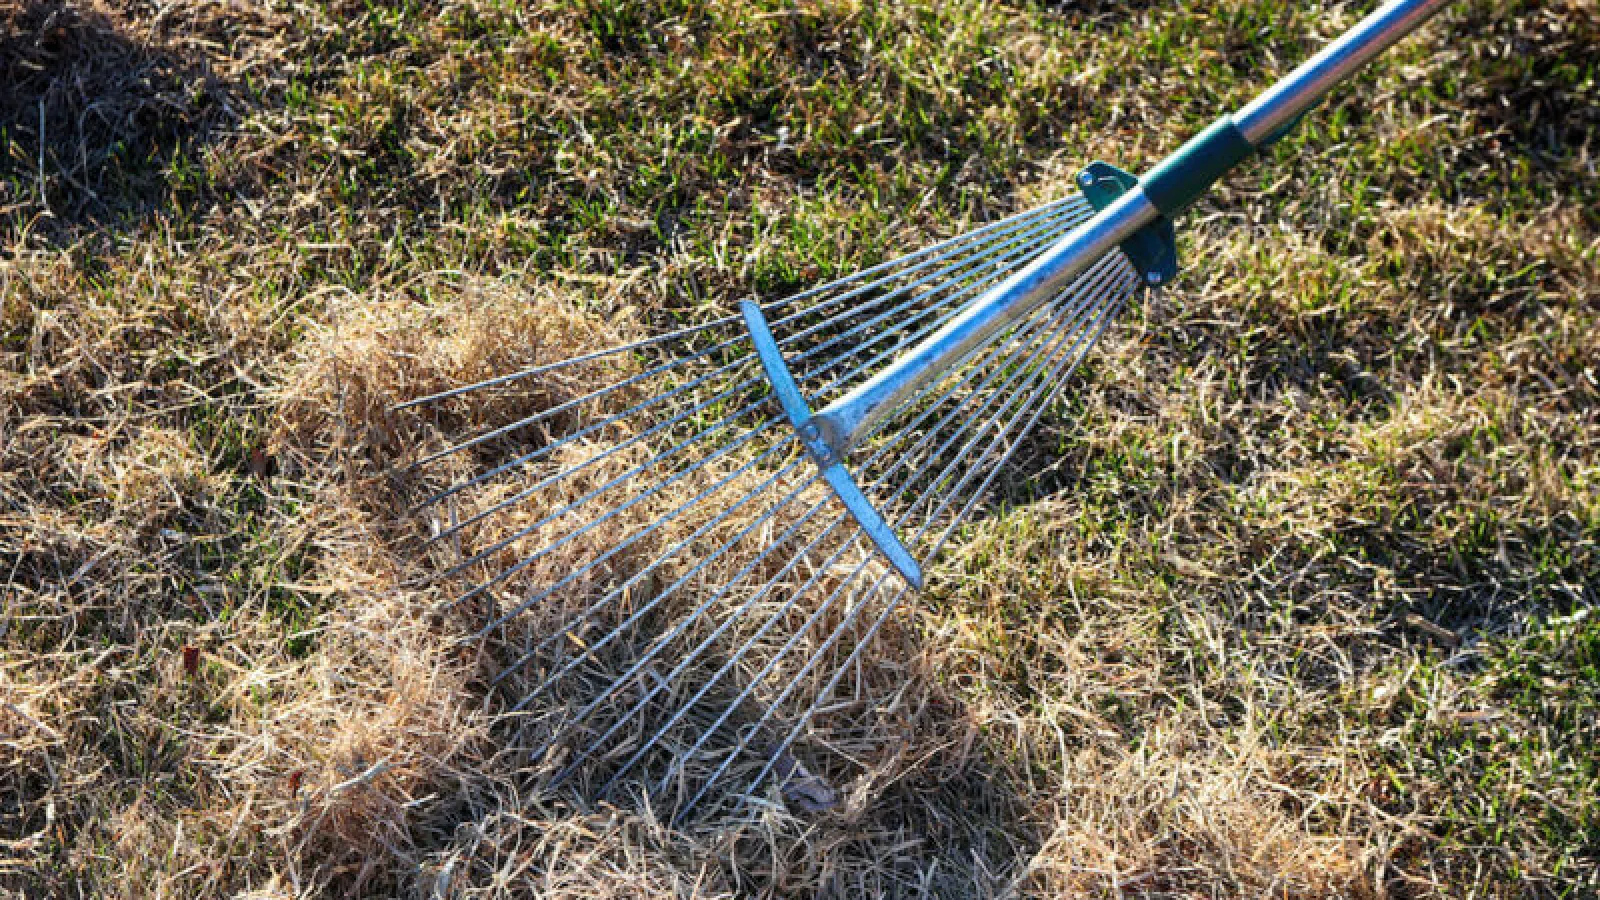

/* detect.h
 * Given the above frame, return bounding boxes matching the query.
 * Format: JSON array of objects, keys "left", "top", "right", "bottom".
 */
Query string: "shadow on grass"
[
  {"left": 0, "top": 0, "right": 244, "bottom": 243},
  {"left": 1447, "top": 2, "right": 1599, "bottom": 205}
]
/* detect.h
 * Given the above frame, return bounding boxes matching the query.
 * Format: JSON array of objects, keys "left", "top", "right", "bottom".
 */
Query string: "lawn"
[{"left": 2, "top": 0, "right": 1596, "bottom": 897}]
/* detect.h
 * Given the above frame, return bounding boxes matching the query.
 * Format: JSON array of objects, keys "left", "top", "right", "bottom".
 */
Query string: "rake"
[{"left": 394, "top": 0, "right": 1450, "bottom": 821}]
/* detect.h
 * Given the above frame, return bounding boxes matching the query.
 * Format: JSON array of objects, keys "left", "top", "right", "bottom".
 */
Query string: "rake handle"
[
  {"left": 1147, "top": 0, "right": 1452, "bottom": 216},
  {"left": 805, "top": 0, "right": 1452, "bottom": 457}
]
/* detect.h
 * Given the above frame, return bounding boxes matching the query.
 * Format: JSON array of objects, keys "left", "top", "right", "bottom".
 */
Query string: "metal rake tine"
[
  {"left": 797, "top": 242, "right": 1083, "bottom": 409},
  {"left": 392, "top": 317, "right": 741, "bottom": 412},
  {"left": 420, "top": 361, "right": 766, "bottom": 540},
  {"left": 922, "top": 295, "right": 1134, "bottom": 562},
  {"left": 843, "top": 260, "right": 1121, "bottom": 485},
  {"left": 849, "top": 294, "right": 1087, "bottom": 459},
  {"left": 855, "top": 255, "right": 1124, "bottom": 475},
  {"left": 403, "top": 331, "right": 747, "bottom": 475},
  {"left": 883, "top": 295, "right": 1116, "bottom": 520},
  {"left": 668, "top": 548, "right": 891, "bottom": 820},
  {"left": 770, "top": 202, "right": 1087, "bottom": 336},
  {"left": 751, "top": 208, "right": 1090, "bottom": 408},
  {"left": 735, "top": 575, "right": 906, "bottom": 818},
  {"left": 420, "top": 362, "right": 765, "bottom": 532},
  {"left": 928, "top": 307, "right": 1126, "bottom": 563},
  {"left": 813, "top": 256, "right": 1122, "bottom": 564},
  {"left": 899, "top": 289, "right": 1129, "bottom": 534},
  {"left": 835, "top": 259, "right": 1122, "bottom": 520},
  {"left": 581, "top": 518, "right": 858, "bottom": 795},
  {"left": 760, "top": 197, "right": 1084, "bottom": 332}
]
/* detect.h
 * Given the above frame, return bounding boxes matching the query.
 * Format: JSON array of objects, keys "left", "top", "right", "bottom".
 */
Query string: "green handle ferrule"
[{"left": 1139, "top": 115, "right": 1257, "bottom": 218}]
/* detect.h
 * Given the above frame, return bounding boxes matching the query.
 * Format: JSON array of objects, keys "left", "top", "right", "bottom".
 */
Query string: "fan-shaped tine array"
[{"left": 395, "top": 196, "right": 1138, "bottom": 819}]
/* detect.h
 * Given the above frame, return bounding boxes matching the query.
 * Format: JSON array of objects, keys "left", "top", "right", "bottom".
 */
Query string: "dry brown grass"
[{"left": 3, "top": 0, "right": 1597, "bottom": 897}]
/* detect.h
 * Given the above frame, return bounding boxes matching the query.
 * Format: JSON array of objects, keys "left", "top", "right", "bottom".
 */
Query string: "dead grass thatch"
[{"left": 3, "top": 0, "right": 1596, "bottom": 897}]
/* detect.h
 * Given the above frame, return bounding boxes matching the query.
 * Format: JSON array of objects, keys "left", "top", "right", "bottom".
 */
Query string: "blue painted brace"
[{"left": 739, "top": 301, "right": 926, "bottom": 590}]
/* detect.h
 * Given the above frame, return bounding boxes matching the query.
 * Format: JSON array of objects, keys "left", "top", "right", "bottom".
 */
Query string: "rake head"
[{"left": 394, "top": 195, "right": 1140, "bottom": 821}]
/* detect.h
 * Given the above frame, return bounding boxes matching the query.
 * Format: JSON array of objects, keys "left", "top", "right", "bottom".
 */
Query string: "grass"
[{"left": 2, "top": 0, "right": 1596, "bottom": 896}]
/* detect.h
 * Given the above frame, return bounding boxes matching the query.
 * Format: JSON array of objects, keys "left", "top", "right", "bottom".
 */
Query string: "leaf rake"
[{"left": 393, "top": 0, "right": 1451, "bottom": 822}]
